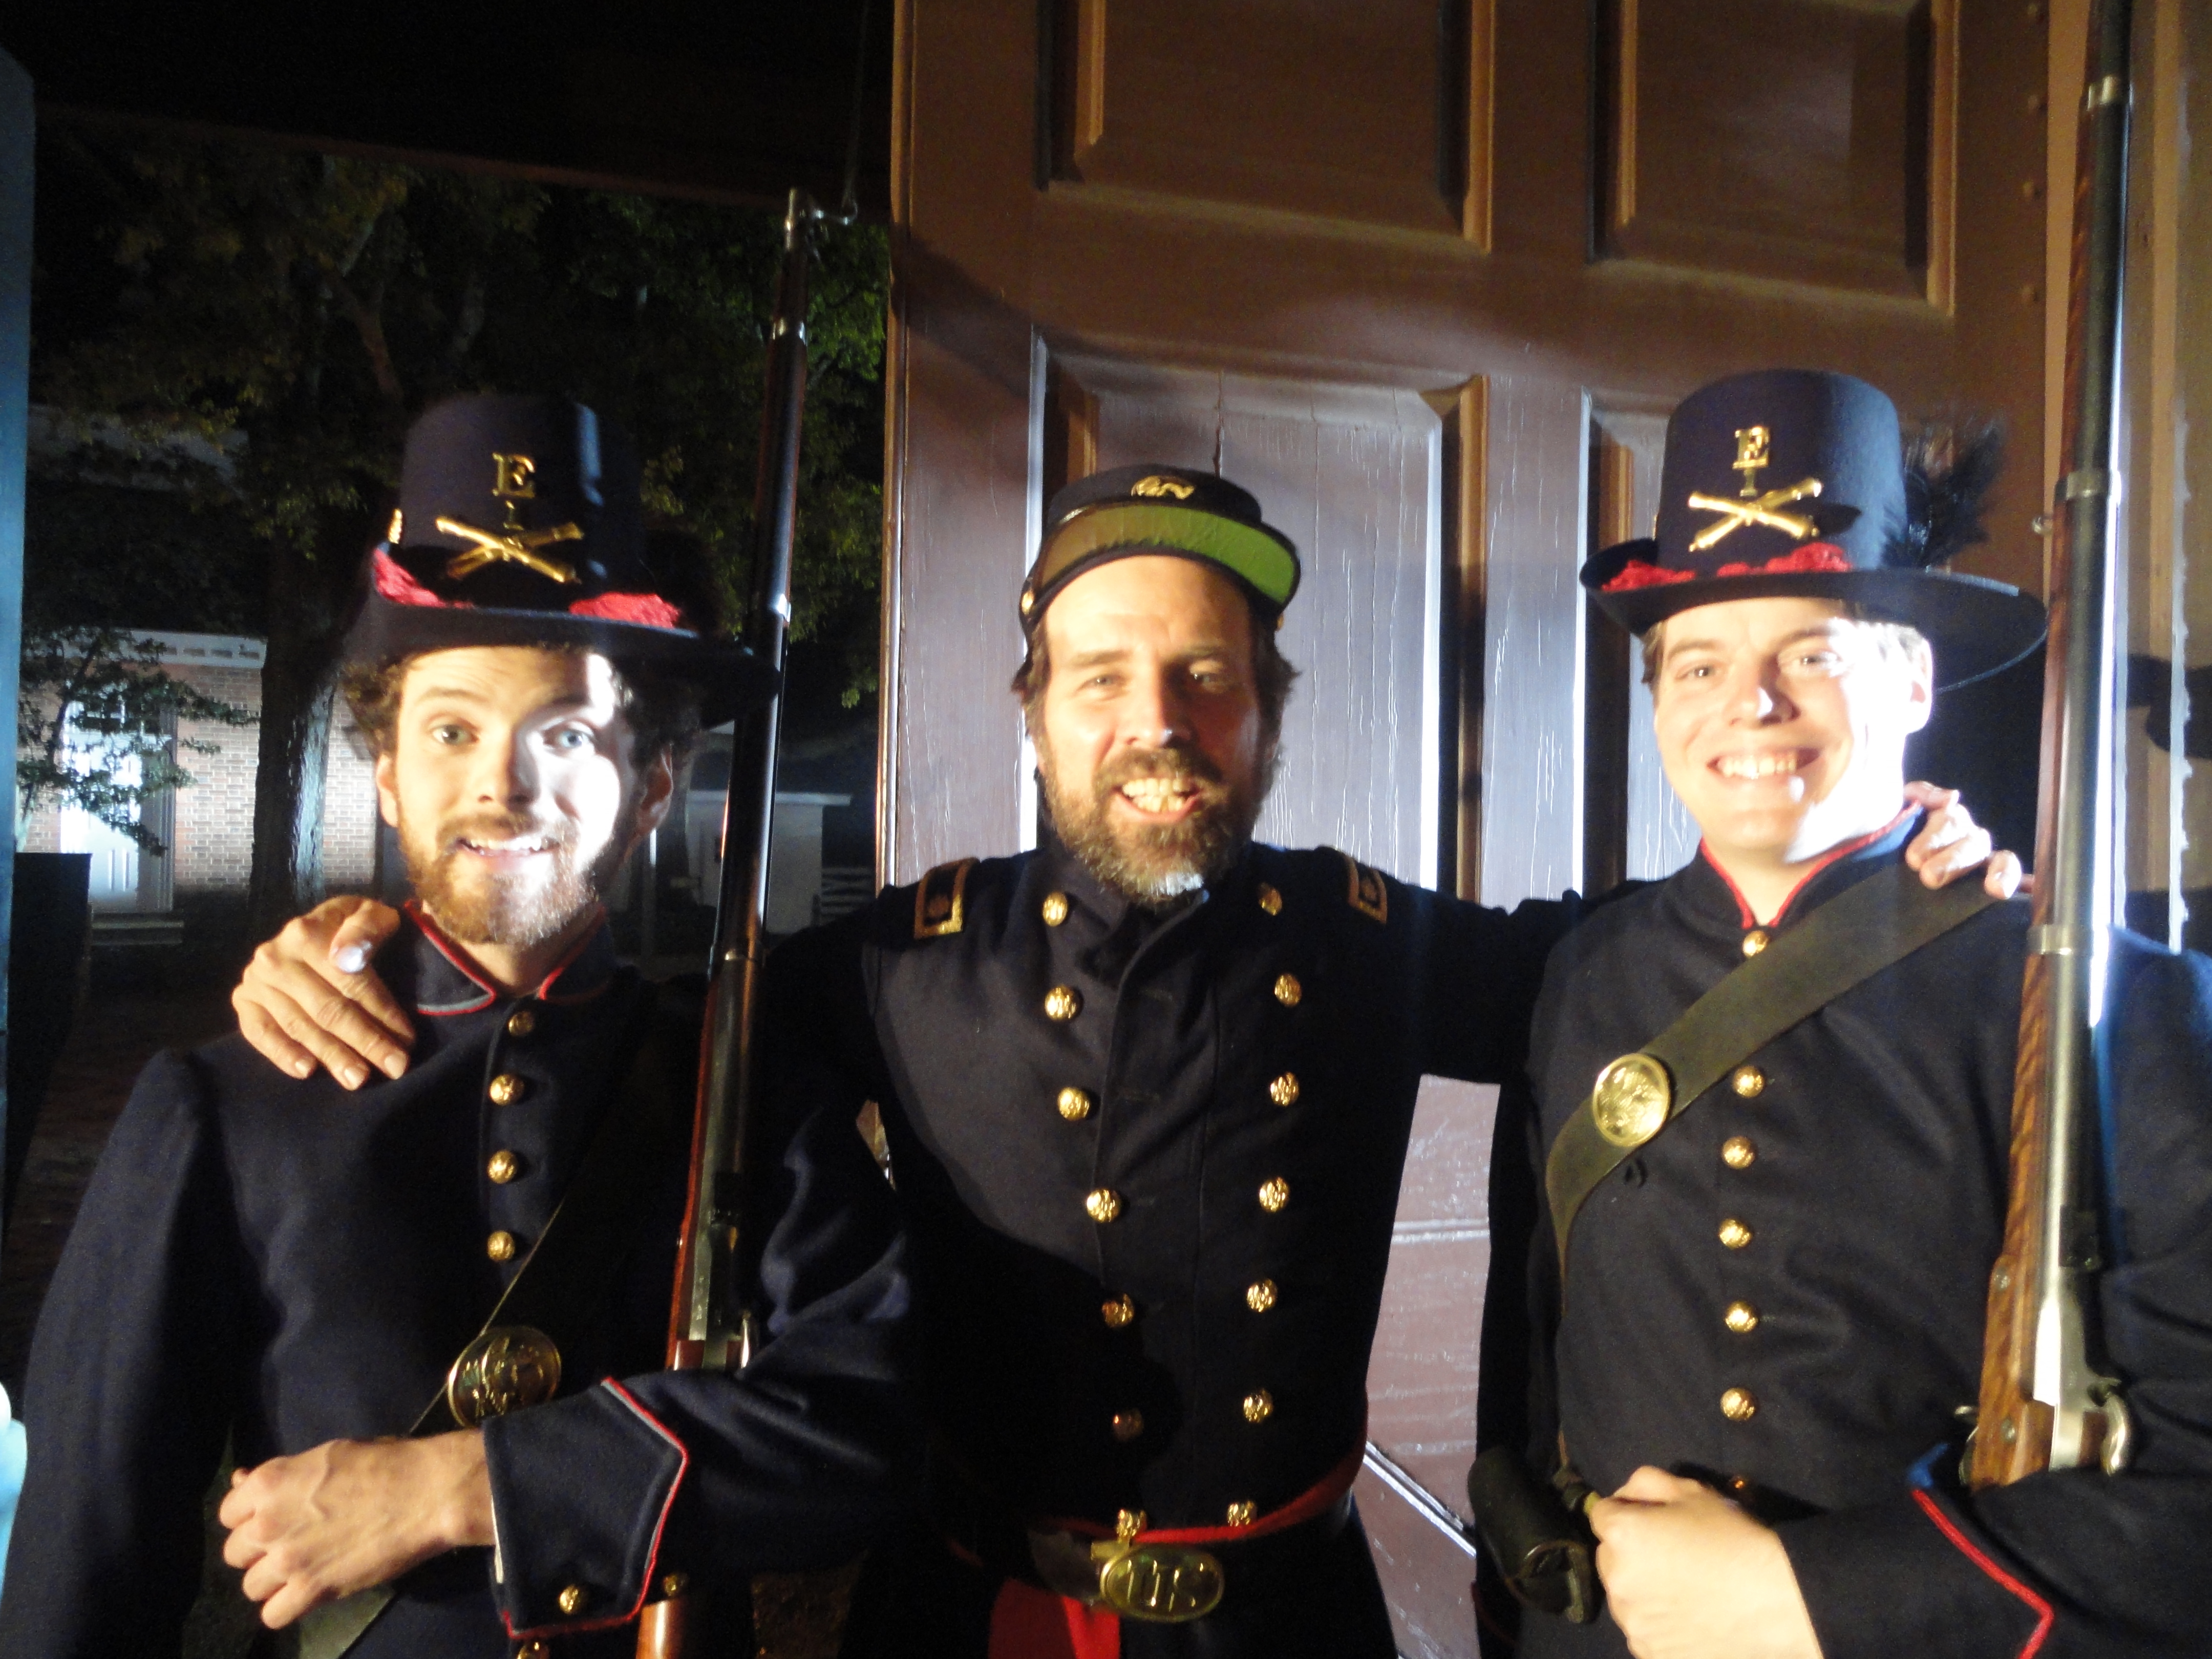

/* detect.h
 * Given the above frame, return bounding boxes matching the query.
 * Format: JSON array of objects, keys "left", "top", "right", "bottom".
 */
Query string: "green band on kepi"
[{"left": 1033, "top": 502, "right": 1300, "bottom": 611}]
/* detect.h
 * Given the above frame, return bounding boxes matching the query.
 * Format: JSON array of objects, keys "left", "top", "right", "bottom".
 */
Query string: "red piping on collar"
[
  {"left": 536, "top": 906, "right": 610, "bottom": 1004},
  {"left": 1910, "top": 1489, "right": 2053, "bottom": 1657},
  {"left": 403, "top": 900, "right": 499, "bottom": 1015},
  {"left": 1698, "top": 802, "right": 1917, "bottom": 930}
]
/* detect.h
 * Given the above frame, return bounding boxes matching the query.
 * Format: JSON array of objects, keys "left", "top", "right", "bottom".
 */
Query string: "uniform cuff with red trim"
[
  {"left": 482, "top": 1379, "right": 689, "bottom": 1638},
  {"left": 1776, "top": 1490, "right": 2053, "bottom": 1659}
]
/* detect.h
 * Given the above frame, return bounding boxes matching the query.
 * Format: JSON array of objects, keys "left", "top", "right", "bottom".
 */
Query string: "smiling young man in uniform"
[
  {"left": 0, "top": 396, "right": 913, "bottom": 1659},
  {"left": 227, "top": 457, "right": 2012, "bottom": 1657},
  {"left": 1479, "top": 370, "right": 2212, "bottom": 1658}
]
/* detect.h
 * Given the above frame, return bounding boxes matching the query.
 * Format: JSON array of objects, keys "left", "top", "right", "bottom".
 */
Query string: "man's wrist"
[{"left": 429, "top": 1430, "right": 496, "bottom": 1551}]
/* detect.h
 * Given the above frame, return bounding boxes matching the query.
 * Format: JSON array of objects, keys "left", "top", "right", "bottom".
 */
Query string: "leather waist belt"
[{"left": 927, "top": 1437, "right": 1365, "bottom": 1624}]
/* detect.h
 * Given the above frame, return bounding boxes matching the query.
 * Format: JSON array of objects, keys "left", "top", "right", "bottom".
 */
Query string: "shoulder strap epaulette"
[
  {"left": 1339, "top": 851, "right": 1389, "bottom": 923},
  {"left": 914, "top": 858, "right": 978, "bottom": 939}
]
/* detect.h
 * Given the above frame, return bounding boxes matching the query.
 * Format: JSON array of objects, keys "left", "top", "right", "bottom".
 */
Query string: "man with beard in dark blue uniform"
[
  {"left": 0, "top": 395, "right": 915, "bottom": 1659},
  {"left": 228, "top": 459, "right": 2010, "bottom": 1659},
  {"left": 1479, "top": 370, "right": 2212, "bottom": 1658}
]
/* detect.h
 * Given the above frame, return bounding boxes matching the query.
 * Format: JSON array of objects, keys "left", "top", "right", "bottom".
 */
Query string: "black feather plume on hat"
[{"left": 1891, "top": 420, "right": 2006, "bottom": 569}]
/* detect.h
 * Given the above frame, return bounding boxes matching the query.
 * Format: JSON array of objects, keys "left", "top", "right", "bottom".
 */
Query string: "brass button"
[
  {"left": 486, "top": 1149, "right": 521, "bottom": 1184},
  {"left": 1720, "top": 1387, "right": 1758, "bottom": 1422},
  {"left": 1101, "top": 1293, "right": 1136, "bottom": 1328},
  {"left": 1257, "top": 883, "right": 1283, "bottom": 916},
  {"left": 1042, "top": 891, "right": 1071, "bottom": 926},
  {"left": 1728, "top": 1474, "right": 1753, "bottom": 1495},
  {"left": 486, "top": 1230, "right": 517, "bottom": 1262},
  {"left": 1225, "top": 1500, "right": 1257, "bottom": 1527},
  {"left": 661, "top": 1572, "right": 688, "bottom": 1599},
  {"left": 1242, "top": 1389, "right": 1274, "bottom": 1423},
  {"left": 1268, "top": 1073, "right": 1300, "bottom": 1107},
  {"left": 517, "top": 1643, "right": 550, "bottom": 1659},
  {"left": 1045, "top": 985, "right": 1082, "bottom": 1022},
  {"left": 557, "top": 1583, "right": 588, "bottom": 1615},
  {"left": 506, "top": 1007, "right": 537, "bottom": 1039},
  {"left": 1057, "top": 1086, "right": 1094, "bottom": 1122},
  {"left": 488, "top": 1073, "right": 524, "bottom": 1106},
  {"left": 1718, "top": 1217, "right": 1753, "bottom": 1249},
  {"left": 1721, "top": 1136, "right": 1756, "bottom": 1170},
  {"left": 1111, "top": 1409, "right": 1144, "bottom": 1442},
  {"left": 1258, "top": 1176, "right": 1290, "bottom": 1213},
  {"left": 1272, "top": 973, "right": 1303, "bottom": 1007},
  {"left": 1085, "top": 1188, "right": 1124, "bottom": 1224},
  {"left": 1246, "top": 1278, "right": 1279, "bottom": 1312},
  {"left": 1725, "top": 1300, "right": 1760, "bottom": 1334},
  {"left": 1731, "top": 1065, "right": 1766, "bottom": 1098},
  {"left": 1741, "top": 929, "right": 1771, "bottom": 957}
]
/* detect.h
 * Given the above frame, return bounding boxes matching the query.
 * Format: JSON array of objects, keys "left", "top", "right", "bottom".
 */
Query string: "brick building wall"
[{"left": 18, "top": 634, "right": 380, "bottom": 901}]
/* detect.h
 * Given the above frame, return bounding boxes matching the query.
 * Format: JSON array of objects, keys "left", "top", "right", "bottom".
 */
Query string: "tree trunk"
[{"left": 247, "top": 540, "right": 343, "bottom": 939}]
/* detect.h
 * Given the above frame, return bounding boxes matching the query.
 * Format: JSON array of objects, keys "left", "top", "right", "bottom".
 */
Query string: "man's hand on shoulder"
[
  {"left": 219, "top": 1430, "right": 495, "bottom": 1627},
  {"left": 233, "top": 897, "right": 412, "bottom": 1089},
  {"left": 1589, "top": 1467, "right": 1823, "bottom": 1659},
  {"left": 1901, "top": 781, "right": 2024, "bottom": 901}
]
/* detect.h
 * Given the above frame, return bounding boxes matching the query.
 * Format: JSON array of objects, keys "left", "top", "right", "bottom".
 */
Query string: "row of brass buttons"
[{"left": 1722, "top": 1031, "right": 1765, "bottom": 1422}]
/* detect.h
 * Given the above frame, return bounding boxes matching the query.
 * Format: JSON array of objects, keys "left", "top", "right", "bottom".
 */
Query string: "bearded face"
[
  {"left": 1035, "top": 728, "right": 1267, "bottom": 905},
  {"left": 377, "top": 647, "right": 668, "bottom": 971},
  {"left": 1029, "top": 556, "right": 1278, "bottom": 908},
  {"left": 398, "top": 800, "right": 633, "bottom": 950}
]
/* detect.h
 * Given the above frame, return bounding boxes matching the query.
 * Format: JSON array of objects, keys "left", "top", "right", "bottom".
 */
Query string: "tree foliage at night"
[{"left": 34, "top": 129, "right": 888, "bottom": 927}]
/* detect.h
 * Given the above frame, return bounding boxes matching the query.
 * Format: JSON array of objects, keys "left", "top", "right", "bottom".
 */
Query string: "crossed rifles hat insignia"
[
  {"left": 1685, "top": 423, "right": 1824, "bottom": 552},
  {"left": 433, "top": 451, "right": 583, "bottom": 585}
]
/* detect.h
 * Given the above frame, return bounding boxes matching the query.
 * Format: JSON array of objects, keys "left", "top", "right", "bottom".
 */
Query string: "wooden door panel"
[
  {"left": 1370, "top": 1076, "right": 1497, "bottom": 1512},
  {"left": 1602, "top": 0, "right": 1952, "bottom": 303},
  {"left": 1065, "top": 357, "right": 1444, "bottom": 876},
  {"left": 1049, "top": 0, "right": 1476, "bottom": 236},
  {"left": 1475, "top": 376, "right": 1589, "bottom": 909},
  {"left": 1355, "top": 1458, "right": 1482, "bottom": 1659},
  {"left": 882, "top": 318, "right": 1035, "bottom": 882}
]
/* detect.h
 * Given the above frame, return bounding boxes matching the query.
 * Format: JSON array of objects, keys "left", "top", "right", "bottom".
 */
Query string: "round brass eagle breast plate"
[
  {"left": 1098, "top": 1544, "right": 1226, "bottom": 1623},
  {"left": 446, "top": 1326, "right": 563, "bottom": 1428},
  {"left": 1592, "top": 1053, "right": 1672, "bottom": 1149}
]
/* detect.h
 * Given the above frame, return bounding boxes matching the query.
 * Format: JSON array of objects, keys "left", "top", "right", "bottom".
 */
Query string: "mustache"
[
  {"left": 1093, "top": 747, "right": 1226, "bottom": 794},
  {"left": 439, "top": 813, "right": 577, "bottom": 855}
]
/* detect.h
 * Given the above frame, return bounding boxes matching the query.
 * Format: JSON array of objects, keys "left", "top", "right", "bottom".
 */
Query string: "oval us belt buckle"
[
  {"left": 1089, "top": 1512, "right": 1224, "bottom": 1623},
  {"left": 445, "top": 1325, "right": 562, "bottom": 1427}
]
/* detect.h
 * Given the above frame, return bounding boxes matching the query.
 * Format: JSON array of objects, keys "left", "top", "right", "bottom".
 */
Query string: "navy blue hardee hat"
[
  {"left": 1021, "top": 463, "right": 1301, "bottom": 625},
  {"left": 1582, "top": 369, "right": 2046, "bottom": 687},
  {"left": 349, "top": 394, "right": 770, "bottom": 721}
]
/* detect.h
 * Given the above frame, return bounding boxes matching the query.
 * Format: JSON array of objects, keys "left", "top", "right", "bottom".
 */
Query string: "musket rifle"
[
  {"left": 635, "top": 186, "right": 825, "bottom": 1657},
  {"left": 1970, "top": 0, "right": 2135, "bottom": 1488}
]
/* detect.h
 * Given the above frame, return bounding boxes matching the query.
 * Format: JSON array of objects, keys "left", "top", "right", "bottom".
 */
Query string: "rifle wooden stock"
[
  {"left": 644, "top": 189, "right": 819, "bottom": 1652},
  {"left": 1970, "top": 0, "right": 2134, "bottom": 1490}
]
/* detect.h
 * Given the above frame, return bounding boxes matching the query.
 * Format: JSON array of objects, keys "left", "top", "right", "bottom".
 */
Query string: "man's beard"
[
  {"left": 401, "top": 808, "right": 629, "bottom": 950},
  {"left": 1037, "top": 738, "right": 1270, "bottom": 906}
]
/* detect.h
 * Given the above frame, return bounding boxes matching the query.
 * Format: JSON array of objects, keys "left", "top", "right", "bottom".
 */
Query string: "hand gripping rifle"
[
  {"left": 1970, "top": 0, "right": 2135, "bottom": 1488},
  {"left": 635, "top": 188, "right": 823, "bottom": 1657}
]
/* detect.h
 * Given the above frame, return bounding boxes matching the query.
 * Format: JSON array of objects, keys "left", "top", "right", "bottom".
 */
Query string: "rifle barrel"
[
  {"left": 1972, "top": 0, "right": 2134, "bottom": 1487},
  {"left": 668, "top": 189, "right": 815, "bottom": 1374}
]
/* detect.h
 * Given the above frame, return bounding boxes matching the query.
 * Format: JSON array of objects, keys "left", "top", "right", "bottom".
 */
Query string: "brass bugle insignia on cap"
[
  {"left": 446, "top": 1325, "right": 562, "bottom": 1427},
  {"left": 1591, "top": 1052, "right": 1672, "bottom": 1149}
]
